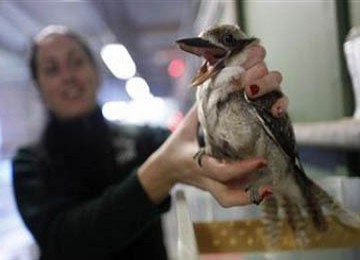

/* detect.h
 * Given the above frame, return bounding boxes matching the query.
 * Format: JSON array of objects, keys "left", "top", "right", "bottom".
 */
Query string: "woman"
[{"left": 12, "top": 25, "right": 285, "bottom": 259}]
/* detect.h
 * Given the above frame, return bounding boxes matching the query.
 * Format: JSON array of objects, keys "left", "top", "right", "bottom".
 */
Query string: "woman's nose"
[{"left": 60, "top": 65, "right": 75, "bottom": 81}]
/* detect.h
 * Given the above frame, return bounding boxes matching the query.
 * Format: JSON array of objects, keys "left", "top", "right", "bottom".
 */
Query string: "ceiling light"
[
  {"left": 168, "top": 58, "right": 185, "bottom": 78},
  {"left": 101, "top": 44, "right": 136, "bottom": 80},
  {"left": 0, "top": 123, "right": 2, "bottom": 152},
  {"left": 102, "top": 97, "right": 178, "bottom": 126},
  {"left": 125, "top": 76, "right": 152, "bottom": 100}
]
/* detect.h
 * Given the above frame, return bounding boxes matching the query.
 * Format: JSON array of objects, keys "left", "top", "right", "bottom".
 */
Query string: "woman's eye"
[
  {"left": 72, "top": 57, "right": 85, "bottom": 68},
  {"left": 44, "top": 66, "right": 58, "bottom": 76},
  {"left": 223, "top": 34, "right": 234, "bottom": 45}
]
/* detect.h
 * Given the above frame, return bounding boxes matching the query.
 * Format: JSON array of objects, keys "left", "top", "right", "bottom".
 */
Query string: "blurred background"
[{"left": 1, "top": 0, "right": 360, "bottom": 259}]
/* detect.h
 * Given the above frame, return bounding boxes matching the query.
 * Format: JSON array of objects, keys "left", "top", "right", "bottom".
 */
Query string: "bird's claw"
[
  {"left": 245, "top": 185, "right": 263, "bottom": 205},
  {"left": 193, "top": 148, "right": 206, "bottom": 167}
]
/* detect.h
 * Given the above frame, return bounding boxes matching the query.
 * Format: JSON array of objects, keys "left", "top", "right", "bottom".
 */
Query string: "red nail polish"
[
  {"left": 256, "top": 161, "right": 267, "bottom": 169},
  {"left": 261, "top": 189, "right": 273, "bottom": 199},
  {"left": 249, "top": 84, "right": 259, "bottom": 95}
]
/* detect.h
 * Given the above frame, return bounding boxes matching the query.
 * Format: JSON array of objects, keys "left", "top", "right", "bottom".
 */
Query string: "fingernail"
[
  {"left": 249, "top": 84, "right": 259, "bottom": 96},
  {"left": 261, "top": 189, "right": 273, "bottom": 199},
  {"left": 260, "top": 186, "right": 273, "bottom": 199},
  {"left": 256, "top": 161, "right": 267, "bottom": 169}
]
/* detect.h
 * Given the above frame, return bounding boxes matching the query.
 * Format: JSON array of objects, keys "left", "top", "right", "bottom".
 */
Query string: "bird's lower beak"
[
  {"left": 190, "top": 60, "right": 225, "bottom": 87},
  {"left": 176, "top": 37, "right": 228, "bottom": 87}
]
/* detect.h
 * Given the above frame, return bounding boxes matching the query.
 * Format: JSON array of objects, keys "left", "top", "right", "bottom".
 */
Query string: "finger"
[
  {"left": 245, "top": 71, "right": 283, "bottom": 98},
  {"left": 204, "top": 178, "right": 252, "bottom": 207},
  {"left": 241, "top": 61, "right": 268, "bottom": 87},
  {"left": 217, "top": 185, "right": 273, "bottom": 207},
  {"left": 200, "top": 156, "right": 267, "bottom": 182},
  {"left": 174, "top": 102, "right": 199, "bottom": 138},
  {"left": 242, "top": 45, "right": 266, "bottom": 70},
  {"left": 271, "top": 96, "right": 289, "bottom": 117},
  {"left": 258, "top": 185, "right": 273, "bottom": 200},
  {"left": 217, "top": 188, "right": 252, "bottom": 207}
]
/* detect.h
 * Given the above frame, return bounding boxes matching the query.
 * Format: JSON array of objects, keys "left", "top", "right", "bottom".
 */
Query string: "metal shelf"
[{"left": 294, "top": 118, "right": 360, "bottom": 150}]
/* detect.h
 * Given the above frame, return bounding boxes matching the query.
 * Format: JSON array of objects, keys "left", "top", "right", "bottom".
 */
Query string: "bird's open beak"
[
  {"left": 176, "top": 37, "right": 228, "bottom": 87},
  {"left": 176, "top": 37, "right": 259, "bottom": 87}
]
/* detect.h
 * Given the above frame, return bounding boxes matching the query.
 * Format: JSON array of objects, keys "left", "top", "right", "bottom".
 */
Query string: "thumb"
[{"left": 174, "top": 103, "right": 199, "bottom": 140}]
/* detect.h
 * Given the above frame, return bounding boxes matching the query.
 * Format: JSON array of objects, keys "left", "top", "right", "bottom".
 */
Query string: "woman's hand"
[
  {"left": 162, "top": 105, "right": 270, "bottom": 207},
  {"left": 241, "top": 44, "right": 288, "bottom": 117},
  {"left": 138, "top": 105, "right": 270, "bottom": 207}
]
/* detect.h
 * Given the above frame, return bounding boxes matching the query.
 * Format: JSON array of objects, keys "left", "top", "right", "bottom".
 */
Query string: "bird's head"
[{"left": 176, "top": 24, "right": 258, "bottom": 86}]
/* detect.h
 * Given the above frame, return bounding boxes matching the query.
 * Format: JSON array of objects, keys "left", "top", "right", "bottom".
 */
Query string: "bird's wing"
[{"left": 245, "top": 90, "right": 302, "bottom": 167}]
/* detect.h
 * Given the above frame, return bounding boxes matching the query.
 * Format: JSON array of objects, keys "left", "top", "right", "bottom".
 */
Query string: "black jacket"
[{"left": 12, "top": 107, "right": 171, "bottom": 259}]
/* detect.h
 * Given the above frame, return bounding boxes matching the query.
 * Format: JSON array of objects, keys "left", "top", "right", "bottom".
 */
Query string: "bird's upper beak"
[
  {"left": 176, "top": 37, "right": 228, "bottom": 87},
  {"left": 176, "top": 37, "right": 258, "bottom": 87}
]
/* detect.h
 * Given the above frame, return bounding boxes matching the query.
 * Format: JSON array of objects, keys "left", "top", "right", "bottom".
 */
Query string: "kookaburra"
[{"left": 176, "top": 24, "right": 360, "bottom": 247}]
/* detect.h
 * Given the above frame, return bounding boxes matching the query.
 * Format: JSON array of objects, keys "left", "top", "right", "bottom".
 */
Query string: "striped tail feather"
[
  {"left": 311, "top": 183, "right": 360, "bottom": 229},
  {"left": 261, "top": 196, "right": 282, "bottom": 249},
  {"left": 292, "top": 166, "right": 329, "bottom": 232},
  {"left": 282, "top": 197, "right": 309, "bottom": 248}
]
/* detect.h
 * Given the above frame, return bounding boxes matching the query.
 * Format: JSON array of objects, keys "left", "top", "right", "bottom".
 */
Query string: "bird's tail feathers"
[
  {"left": 311, "top": 182, "right": 360, "bottom": 229},
  {"left": 261, "top": 196, "right": 282, "bottom": 250},
  {"left": 282, "top": 197, "right": 309, "bottom": 248},
  {"left": 293, "top": 167, "right": 328, "bottom": 232}
]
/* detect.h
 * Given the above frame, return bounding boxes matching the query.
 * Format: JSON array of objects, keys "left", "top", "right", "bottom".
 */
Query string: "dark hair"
[{"left": 29, "top": 25, "right": 97, "bottom": 83}]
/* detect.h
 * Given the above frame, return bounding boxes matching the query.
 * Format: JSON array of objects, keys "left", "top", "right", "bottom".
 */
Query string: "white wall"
[
  {"left": 0, "top": 82, "right": 45, "bottom": 158},
  {"left": 350, "top": 0, "right": 360, "bottom": 27},
  {"left": 243, "top": 0, "right": 344, "bottom": 122}
]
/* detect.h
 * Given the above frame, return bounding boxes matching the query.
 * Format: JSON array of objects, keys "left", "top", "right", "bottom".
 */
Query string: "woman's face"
[{"left": 36, "top": 34, "right": 99, "bottom": 119}]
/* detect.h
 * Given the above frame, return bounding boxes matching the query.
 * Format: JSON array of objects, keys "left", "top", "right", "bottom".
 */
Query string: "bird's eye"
[{"left": 222, "top": 34, "right": 235, "bottom": 45}]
